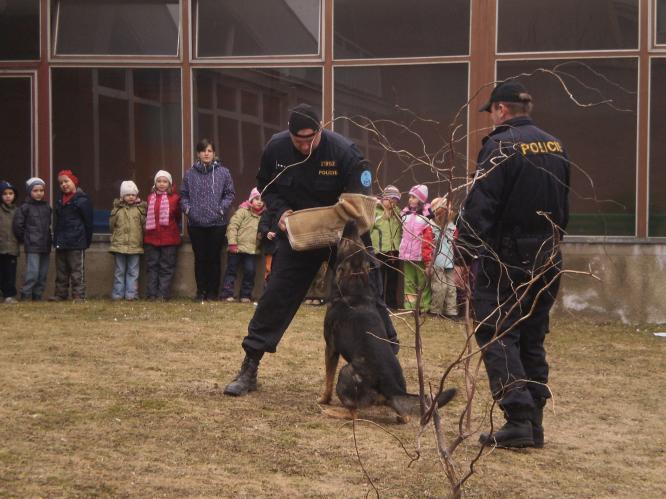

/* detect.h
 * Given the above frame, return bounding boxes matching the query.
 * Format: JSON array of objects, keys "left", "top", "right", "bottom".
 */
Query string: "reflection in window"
[
  {"left": 0, "top": 78, "right": 32, "bottom": 185},
  {"left": 0, "top": 0, "right": 39, "bottom": 60},
  {"left": 649, "top": 59, "right": 666, "bottom": 236},
  {"left": 334, "top": 64, "right": 468, "bottom": 197},
  {"left": 53, "top": 0, "right": 180, "bottom": 56},
  {"left": 52, "top": 68, "right": 182, "bottom": 232},
  {"left": 498, "top": 0, "right": 638, "bottom": 52},
  {"left": 334, "top": 0, "right": 469, "bottom": 59},
  {"left": 196, "top": 0, "right": 320, "bottom": 57},
  {"left": 498, "top": 59, "right": 638, "bottom": 236},
  {"left": 658, "top": 0, "right": 666, "bottom": 44},
  {"left": 193, "top": 68, "right": 322, "bottom": 199}
]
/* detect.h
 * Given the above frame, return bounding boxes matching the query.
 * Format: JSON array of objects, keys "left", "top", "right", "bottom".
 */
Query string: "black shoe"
[
  {"left": 223, "top": 356, "right": 260, "bottom": 396},
  {"left": 532, "top": 399, "right": 547, "bottom": 448},
  {"left": 192, "top": 293, "right": 206, "bottom": 302},
  {"left": 479, "top": 420, "right": 534, "bottom": 448}
]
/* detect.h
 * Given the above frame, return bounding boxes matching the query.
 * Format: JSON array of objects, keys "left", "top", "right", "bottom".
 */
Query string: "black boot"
[
  {"left": 531, "top": 398, "right": 547, "bottom": 448},
  {"left": 223, "top": 356, "right": 260, "bottom": 396},
  {"left": 479, "top": 419, "right": 534, "bottom": 448}
]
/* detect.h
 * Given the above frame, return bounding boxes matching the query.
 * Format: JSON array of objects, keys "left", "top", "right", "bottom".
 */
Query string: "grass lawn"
[{"left": 1, "top": 301, "right": 665, "bottom": 497}]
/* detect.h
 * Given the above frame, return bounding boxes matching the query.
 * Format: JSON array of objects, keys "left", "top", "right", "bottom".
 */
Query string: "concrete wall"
[{"left": 14, "top": 240, "right": 666, "bottom": 325}]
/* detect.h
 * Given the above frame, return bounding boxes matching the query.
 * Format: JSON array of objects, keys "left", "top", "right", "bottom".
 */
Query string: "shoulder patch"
[{"left": 360, "top": 170, "right": 372, "bottom": 187}]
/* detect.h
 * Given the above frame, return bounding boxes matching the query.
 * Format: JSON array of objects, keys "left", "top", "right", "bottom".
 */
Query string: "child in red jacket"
[{"left": 144, "top": 170, "right": 181, "bottom": 300}]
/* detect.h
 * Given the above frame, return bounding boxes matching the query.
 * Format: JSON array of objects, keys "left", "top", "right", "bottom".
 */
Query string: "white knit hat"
[
  {"left": 120, "top": 180, "right": 139, "bottom": 197},
  {"left": 25, "top": 177, "right": 46, "bottom": 193},
  {"left": 409, "top": 184, "right": 428, "bottom": 203},
  {"left": 154, "top": 170, "right": 173, "bottom": 186}
]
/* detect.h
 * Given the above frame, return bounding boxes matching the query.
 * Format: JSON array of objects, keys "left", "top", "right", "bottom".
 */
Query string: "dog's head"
[
  {"left": 334, "top": 221, "right": 370, "bottom": 293},
  {"left": 336, "top": 362, "right": 378, "bottom": 409}
]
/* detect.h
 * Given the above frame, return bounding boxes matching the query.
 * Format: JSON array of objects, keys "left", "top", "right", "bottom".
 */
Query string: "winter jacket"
[
  {"left": 109, "top": 198, "right": 147, "bottom": 254},
  {"left": 12, "top": 198, "right": 52, "bottom": 253},
  {"left": 399, "top": 206, "right": 433, "bottom": 264},
  {"left": 143, "top": 191, "right": 182, "bottom": 247},
  {"left": 181, "top": 160, "right": 235, "bottom": 228},
  {"left": 226, "top": 203, "right": 263, "bottom": 255},
  {"left": 431, "top": 222, "right": 456, "bottom": 270},
  {"left": 54, "top": 188, "right": 94, "bottom": 250},
  {"left": 371, "top": 203, "right": 402, "bottom": 254},
  {"left": 0, "top": 203, "right": 19, "bottom": 256},
  {"left": 258, "top": 206, "right": 278, "bottom": 255}
]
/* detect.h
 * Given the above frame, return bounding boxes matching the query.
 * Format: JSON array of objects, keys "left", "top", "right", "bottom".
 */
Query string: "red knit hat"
[{"left": 57, "top": 169, "right": 79, "bottom": 186}]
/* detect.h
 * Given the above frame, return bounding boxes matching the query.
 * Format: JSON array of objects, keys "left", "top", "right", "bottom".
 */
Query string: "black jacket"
[
  {"left": 457, "top": 116, "right": 570, "bottom": 264},
  {"left": 54, "top": 189, "right": 94, "bottom": 250},
  {"left": 256, "top": 129, "right": 372, "bottom": 224},
  {"left": 258, "top": 207, "right": 278, "bottom": 255},
  {"left": 13, "top": 198, "right": 52, "bottom": 253}
]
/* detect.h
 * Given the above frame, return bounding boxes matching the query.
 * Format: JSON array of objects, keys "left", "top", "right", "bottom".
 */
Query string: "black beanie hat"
[{"left": 288, "top": 104, "right": 321, "bottom": 136}]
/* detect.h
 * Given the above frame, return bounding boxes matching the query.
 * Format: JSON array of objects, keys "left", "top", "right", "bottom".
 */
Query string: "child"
[
  {"left": 144, "top": 170, "right": 181, "bottom": 300},
  {"left": 428, "top": 197, "right": 458, "bottom": 319},
  {"left": 398, "top": 184, "right": 433, "bottom": 311},
  {"left": 109, "top": 180, "right": 146, "bottom": 300},
  {"left": 13, "top": 177, "right": 52, "bottom": 301},
  {"left": 51, "top": 169, "right": 93, "bottom": 301},
  {"left": 370, "top": 185, "right": 402, "bottom": 309},
  {"left": 0, "top": 181, "right": 19, "bottom": 303},
  {"left": 221, "top": 187, "right": 264, "bottom": 303}
]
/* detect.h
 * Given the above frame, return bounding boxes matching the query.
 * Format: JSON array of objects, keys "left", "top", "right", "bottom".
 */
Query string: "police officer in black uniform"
[
  {"left": 224, "top": 104, "right": 399, "bottom": 397},
  {"left": 456, "top": 82, "right": 570, "bottom": 448}
]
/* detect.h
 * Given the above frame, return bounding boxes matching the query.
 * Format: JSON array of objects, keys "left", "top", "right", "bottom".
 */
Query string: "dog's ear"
[
  {"left": 341, "top": 220, "right": 360, "bottom": 240},
  {"left": 352, "top": 373, "right": 363, "bottom": 385}
]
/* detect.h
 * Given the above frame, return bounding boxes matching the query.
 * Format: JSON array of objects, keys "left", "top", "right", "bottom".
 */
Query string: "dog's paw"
[
  {"left": 396, "top": 414, "right": 411, "bottom": 424},
  {"left": 318, "top": 394, "right": 332, "bottom": 405}
]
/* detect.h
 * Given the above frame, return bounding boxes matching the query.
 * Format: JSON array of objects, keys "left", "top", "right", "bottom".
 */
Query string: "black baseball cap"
[
  {"left": 288, "top": 103, "right": 321, "bottom": 136},
  {"left": 479, "top": 81, "right": 532, "bottom": 113}
]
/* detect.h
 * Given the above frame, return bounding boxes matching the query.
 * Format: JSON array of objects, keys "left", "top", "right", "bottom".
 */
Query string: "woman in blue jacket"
[{"left": 181, "top": 139, "right": 235, "bottom": 301}]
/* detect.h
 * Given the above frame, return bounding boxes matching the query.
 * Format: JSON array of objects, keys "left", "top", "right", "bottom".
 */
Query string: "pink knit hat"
[
  {"left": 409, "top": 184, "right": 428, "bottom": 203},
  {"left": 249, "top": 187, "right": 261, "bottom": 202}
]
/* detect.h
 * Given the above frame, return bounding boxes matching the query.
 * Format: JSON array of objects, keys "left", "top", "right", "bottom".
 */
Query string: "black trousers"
[
  {"left": 242, "top": 237, "right": 398, "bottom": 356},
  {"left": 144, "top": 244, "right": 178, "bottom": 299},
  {"left": 376, "top": 251, "right": 401, "bottom": 309},
  {"left": 0, "top": 253, "right": 17, "bottom": 298},
  {"left": 188, "top": 225, "right": 226, "bottom": 298},
  {"left": 473, "top": 254, "right": 561, "bottom": 421}
]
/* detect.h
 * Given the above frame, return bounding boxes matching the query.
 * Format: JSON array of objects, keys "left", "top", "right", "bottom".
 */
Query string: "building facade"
[{"left": 0, "top": 0, "right": 665, "bottom": 322}]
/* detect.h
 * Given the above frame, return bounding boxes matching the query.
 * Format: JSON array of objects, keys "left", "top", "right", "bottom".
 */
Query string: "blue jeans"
[
  {"left": 222, "top": 252, "right": 257, "bottom": 299},
  {"left": 112, "top": 253, "right": 140, "bottom": 299},
  {"left": 21, "top": 252, "right": 49, "bottom": 300}
]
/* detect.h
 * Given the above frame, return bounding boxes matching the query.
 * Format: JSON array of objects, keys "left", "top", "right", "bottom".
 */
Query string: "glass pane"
[
  {"left": 193, "top": 68, "right": 322, "bottom": 200},
  {"left": 650, "top": 59, "right": 666, "bottom": 236},
  {"left": 498, "top": 0, "right": 638, "bottom": 52},
  {"left": 52, "top": 68, "right": 182, "bottom": 233},
  {"left": 54, "top": 0, "right": 180, "bottom": 56},
  {"left": 197, "top": 0, "right": 320, "bottom": 57},
  {"left": 334, "top": 64, "right": 468, "bottom": 198},
  {"left": 0, "top": 78, "right": 32, "bottom": 187},
  {"left": 497, "top": 59, "right": 637, "bottom": 236},
  {"left": 658, "top": 0, "right": 666, "bottom": 44},
  {"left": 0, "top": 0, "right": 39, "bottom": 60},
  {"left": 334, "top": 0, "right": 469, "bottom": 59}
]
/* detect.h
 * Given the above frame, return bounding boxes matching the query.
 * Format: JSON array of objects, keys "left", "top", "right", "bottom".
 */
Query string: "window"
[
  {"left": 195, "top": 0, "right": 320, "bottom": 57},
  {"left": 52, "top": 68, "right": 182, "bottom": 232},
  {"left": 497, "top": 0, "right": 639, "bottom": 53},
  {"left": 193, "top": 68, "right": 322, "bottom": 199},
  {"left": 334, "top": 64, "right": 468, "bottom": 197},
  {"left": 0, "top": 0, "right": 39, "bottom": 60},
  {"left": 0, "top": 77, "right": 33, "bottom": 186},
  {"left": 334, "top": 0, "right": 470, "bottom": 59},
  {"left": 497, "top": 58, "right": 638, "bottom": 236},
  {"left": 53, "top": 0, "right": 180, "bottom": 56},
  {"left": 649, "top": 58, "right": 666, "bottom": 236},
  {"left": 657, "top": 0, "right": 666, "bottom": 45}
]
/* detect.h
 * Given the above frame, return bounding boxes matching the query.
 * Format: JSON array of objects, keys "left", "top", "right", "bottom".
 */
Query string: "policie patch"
[{"left": 360, "top": 170, "right": 372, "bottom": 187}]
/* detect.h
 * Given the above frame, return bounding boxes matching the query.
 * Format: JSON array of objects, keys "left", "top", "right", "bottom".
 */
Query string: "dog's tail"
[{"left": 391, "top": 387, "right": 457, "bottom": 416}]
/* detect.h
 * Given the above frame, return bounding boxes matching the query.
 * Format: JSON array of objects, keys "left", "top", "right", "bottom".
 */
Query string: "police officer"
[
  {"left": 456, "top": 81, "right": 570, "bottom": 448},
  {"left": 224, "top": 103, "right": 399, "bottom": 397}
]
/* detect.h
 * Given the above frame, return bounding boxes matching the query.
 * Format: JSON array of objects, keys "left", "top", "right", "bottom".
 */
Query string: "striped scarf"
[{"left": 146, "top": 191, "right": 170, "bottom": 230}]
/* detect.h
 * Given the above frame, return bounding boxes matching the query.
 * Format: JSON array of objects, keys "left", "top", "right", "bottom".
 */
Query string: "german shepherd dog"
[{"left": 319, "top": 221, "right": 455, "bottom": 423}]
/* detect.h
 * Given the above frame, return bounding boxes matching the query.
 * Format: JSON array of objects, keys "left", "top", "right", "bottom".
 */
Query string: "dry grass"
[{"left": 1, "top": 301, "right": 665, "bottom": 498}]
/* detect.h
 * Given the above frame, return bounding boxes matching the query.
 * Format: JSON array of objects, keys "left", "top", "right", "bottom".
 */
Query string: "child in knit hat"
[
  {"left": 398, "top": 184, "right": 433, "bottom": 311},
  {"left": 144, "top": 170, "right": 181, "bottom": 300},
  {"left": 12, "top": 177, "right": 52, "bottom": 301},
  {"left": 51, "top": 169, "right": 93, "bottom": 301},
  {"left": 427, "top": 196, "right": 458, "bottom": 319},
  {"left": 109, "top": 180, "right": 146, "bottom": 300},
  {"left": 0, "top": 180, "right": 19, "bottom": 303},
  {"left": 370, "top": 185, "right": 403, "bottom": 309},
  {"left": 221, "top": 187, "right": 265, "bottom": 303}
]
